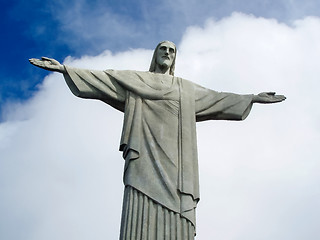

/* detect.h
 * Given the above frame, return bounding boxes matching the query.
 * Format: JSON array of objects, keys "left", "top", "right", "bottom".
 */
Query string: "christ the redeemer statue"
[{"left": 30, "top": 41, "right": 285, "bottom": 239}]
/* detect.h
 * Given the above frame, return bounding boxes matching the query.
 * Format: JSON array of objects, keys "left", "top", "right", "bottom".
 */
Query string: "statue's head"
[{"left": 149, "top": 41, "right": 176, "bottom": 76}]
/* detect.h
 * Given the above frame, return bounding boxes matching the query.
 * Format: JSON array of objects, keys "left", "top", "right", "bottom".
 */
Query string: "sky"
[{"left": 1, "top": 0, "right": 320, "bottom": 239}]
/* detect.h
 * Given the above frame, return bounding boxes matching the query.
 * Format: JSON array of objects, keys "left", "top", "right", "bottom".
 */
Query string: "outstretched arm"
[
  {"left": 252, "top": 92, "right": 286, "bottom": 104},
  {"left": 29, "top": 57, "right": 65, "bottom": 73},
  {"left": 29, "top": 57, "right": 126, "bottom": 111},
  {"left": 194, "top": 83, "right": 286, "bottom": 121}
]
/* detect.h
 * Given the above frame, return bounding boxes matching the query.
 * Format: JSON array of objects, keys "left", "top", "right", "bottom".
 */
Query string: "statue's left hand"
[
  {"left": 253, "top": 92, "right": 286, "bottom": 104},
  {"left": 29, "top": 57, "right": 65, "bottom": 73}
]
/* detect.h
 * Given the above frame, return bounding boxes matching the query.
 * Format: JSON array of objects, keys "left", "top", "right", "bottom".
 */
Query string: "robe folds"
[{"left": 63, "top": 67, "right": 253, "bottom": 236}]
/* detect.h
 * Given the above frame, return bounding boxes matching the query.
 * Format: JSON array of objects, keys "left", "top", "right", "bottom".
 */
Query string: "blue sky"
[
  {"left": 1, "top": 1, "right": 320, "bottom": 240},
  {"left": 1, "top": 0, "right": 320, "bottom": 109}
]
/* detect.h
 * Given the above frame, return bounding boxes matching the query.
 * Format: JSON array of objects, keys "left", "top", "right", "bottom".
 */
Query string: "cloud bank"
[{"left": 1, "top": 13, "right": 320, "bottom": 240}]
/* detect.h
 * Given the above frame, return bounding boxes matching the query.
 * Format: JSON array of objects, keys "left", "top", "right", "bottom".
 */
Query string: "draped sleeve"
[
  {"left": 63, "top": 66, "right": 126, "bottom": 112},
  {"left": 194, "top": 83, "right": 253, "bottom": 122}
]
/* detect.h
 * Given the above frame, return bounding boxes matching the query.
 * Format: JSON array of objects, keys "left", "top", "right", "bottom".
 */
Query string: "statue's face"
[{"left": 156, "top": 42, "right": 176, "bottom": 69}]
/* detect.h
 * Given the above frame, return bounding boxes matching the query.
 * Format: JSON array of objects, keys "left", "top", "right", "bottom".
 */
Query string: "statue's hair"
[{"left": 149, "top": 41, "right": 177, "bottom": 76}]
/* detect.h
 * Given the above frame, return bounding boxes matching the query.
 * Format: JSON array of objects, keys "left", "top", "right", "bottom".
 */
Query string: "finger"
[
  {"left": 29, "top": 58, "right": 41, "bottom": 65},
  {"left": 277, "top": 95, "right": 286, "bottom": 101},
  {"left": 272, "top": 95, "right": 286, "bottom": 102},
  {"left": 29, "top": 58, "right": 39, "bottom": 62},
  {"left": 41, "top": 57, "right": 52, "bottom": 61}
]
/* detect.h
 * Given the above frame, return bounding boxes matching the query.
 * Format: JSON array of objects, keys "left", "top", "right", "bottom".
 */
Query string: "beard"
[{"left": 157, "top": 58, "right": 172, "bottom": 69}]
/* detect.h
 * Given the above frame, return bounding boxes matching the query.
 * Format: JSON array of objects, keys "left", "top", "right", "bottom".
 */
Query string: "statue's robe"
[{"left": 63, "top": 67, "right": 253, "bottom": 239}]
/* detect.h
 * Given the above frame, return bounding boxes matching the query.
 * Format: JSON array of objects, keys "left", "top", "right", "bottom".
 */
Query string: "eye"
[
  {"left": 160, "top": 46, "right": 166, "bottom": 51},
  {"left": 169, "top": 48, "right": 175, "bottom": 53}
]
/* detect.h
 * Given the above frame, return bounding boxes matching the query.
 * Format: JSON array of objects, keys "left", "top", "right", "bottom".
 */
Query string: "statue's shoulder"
[
  {"left": 104, "top": 69, "right": 141, "bottom": 74},
  {"left": 103, "top": 69, "right": 151, "bottom": 79},
  {"left": 175, "top": 77, "right": 201, "bottom": 89}
]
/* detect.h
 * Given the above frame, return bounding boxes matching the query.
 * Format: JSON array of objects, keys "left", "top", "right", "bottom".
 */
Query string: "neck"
[{"left": 154, "top": 64, "right": 171, "bottom": 75}]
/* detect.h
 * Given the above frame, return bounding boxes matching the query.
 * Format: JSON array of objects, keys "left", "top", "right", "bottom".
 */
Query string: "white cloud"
[
  {"left": 1, "top": 13, "right": 320, "bottom": 239},
  {"left": 46, "top": 0, "right": 320, "bottom": 54}
]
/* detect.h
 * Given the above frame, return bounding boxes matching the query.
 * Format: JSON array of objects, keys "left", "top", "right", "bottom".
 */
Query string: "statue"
[{"left": 30, "top": 41, "right": 285, "bottom": 239}]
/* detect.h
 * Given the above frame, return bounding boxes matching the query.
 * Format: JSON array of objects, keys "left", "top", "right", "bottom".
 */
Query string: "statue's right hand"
[{"left": 29, "top": 57, "right": 65, "bottom": 73}]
